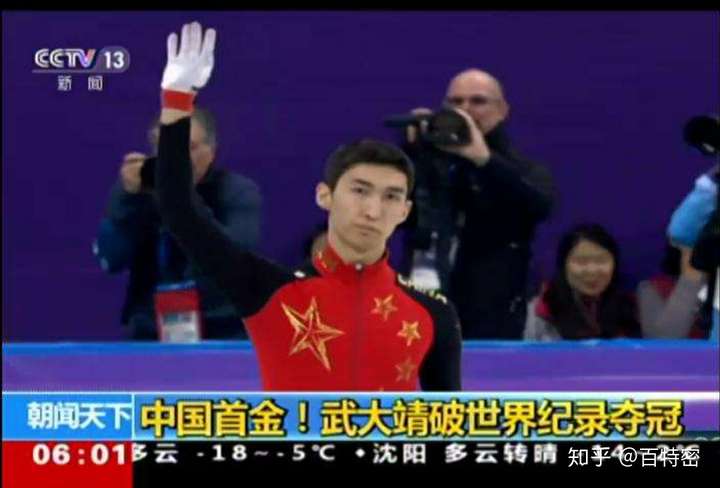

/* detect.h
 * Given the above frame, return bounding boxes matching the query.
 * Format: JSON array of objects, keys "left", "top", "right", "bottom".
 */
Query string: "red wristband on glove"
[{"left": 161, "top": 89, "right": 196, "bottom": 111}]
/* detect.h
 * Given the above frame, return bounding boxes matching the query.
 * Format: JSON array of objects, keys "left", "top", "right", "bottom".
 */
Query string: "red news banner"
[{"left": 3, "top": 441, "right": 133, "bottom": 488}]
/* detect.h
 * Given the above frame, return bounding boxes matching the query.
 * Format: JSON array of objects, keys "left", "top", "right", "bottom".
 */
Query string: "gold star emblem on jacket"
[
  {"left": 395, "top": 357, "right": 416, "bottom": 382},
  {"left": 397, "top": 321, "right": 421, "bottom": 346},
  {"left": 371, "top": 294, "right": 398, "bottom": 322},
  {"left": 281, "top": 297, "right": 344, "bottom": 371}
]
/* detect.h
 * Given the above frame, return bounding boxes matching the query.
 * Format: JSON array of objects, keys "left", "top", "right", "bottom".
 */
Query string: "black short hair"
[{"left": 323, "top": 139, "right": 415, "bottom": 194}]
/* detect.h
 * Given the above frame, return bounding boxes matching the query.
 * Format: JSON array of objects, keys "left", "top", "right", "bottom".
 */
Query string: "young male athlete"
[{"left": 155, "top": 22, "right": 462, "bottom": 391}]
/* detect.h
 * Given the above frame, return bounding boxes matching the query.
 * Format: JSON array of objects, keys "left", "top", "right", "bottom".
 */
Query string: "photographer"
[
  {"left": 666, "top": 114, "right": 719, "bottom": 341},
  {"left": 397, "top": 69, "right": 556, "bottom": 339},
  {"left": 665, "top": 114, "right": 719, "bottom": 341},
  {"left": 94, "top": 107, "right": 262, "bottom": 340},
  {"left": 692, "top": 203, "right": 720, "bottom": 342}
]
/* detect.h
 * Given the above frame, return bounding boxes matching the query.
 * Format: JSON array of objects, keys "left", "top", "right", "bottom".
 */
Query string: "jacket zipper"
[{"left": 353, "top": 264, "right": 363, "bottom": 390}]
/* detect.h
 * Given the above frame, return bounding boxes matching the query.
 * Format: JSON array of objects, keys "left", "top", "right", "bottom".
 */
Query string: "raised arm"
[{"left": 154, "top": 22, "right": 291, "bottom": 318}]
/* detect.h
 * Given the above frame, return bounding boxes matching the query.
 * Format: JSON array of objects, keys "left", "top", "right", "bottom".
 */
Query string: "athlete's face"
[{"left": 317, "top": 163, "right": 412, "bottom": 256}]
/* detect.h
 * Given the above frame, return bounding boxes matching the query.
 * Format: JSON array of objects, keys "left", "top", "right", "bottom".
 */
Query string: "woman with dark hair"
[
  {"left": 637, "top": 243, "right": 708, "bottom": 338},
  {"left": 524, "top": 223, "right": 641, "bottom": 340}
]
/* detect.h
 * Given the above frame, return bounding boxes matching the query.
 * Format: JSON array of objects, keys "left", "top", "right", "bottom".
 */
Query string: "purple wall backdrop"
[{"left": 3, "top": 11, "right": 719, "bottom": 341}]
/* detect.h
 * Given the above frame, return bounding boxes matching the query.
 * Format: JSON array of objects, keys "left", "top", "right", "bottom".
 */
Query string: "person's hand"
[
  {"left": 435, "top": 107, "right": 491, "bottom": 166},
  {"left": 161, "top": 22, "right": 216, "bottom": 93},
  {"left": 406, "top": 107, "right": 433, "bottom": 144},
  {"left": 119, "top": 152, "right": 147, "bottom": 194},
  {"left": 677, "top": 245, "right": 706, "bottom": 283}
]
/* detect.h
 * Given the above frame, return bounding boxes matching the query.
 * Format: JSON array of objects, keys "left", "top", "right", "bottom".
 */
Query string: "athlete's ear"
[
  {"left": 316, "top": 182, "right": 332, "bottom": 211},
  {"left": 399, "top": 199, "right": 412, "bottom": 224}
]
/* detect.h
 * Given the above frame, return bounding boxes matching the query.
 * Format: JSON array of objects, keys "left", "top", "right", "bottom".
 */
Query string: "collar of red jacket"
[{"left": 312, "top": 242, "right": 394, "bottom": 283}]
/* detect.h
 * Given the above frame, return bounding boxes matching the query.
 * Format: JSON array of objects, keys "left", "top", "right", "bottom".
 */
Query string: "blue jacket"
[
  {"left": 667, "top": 165, "right": 719, "bottom": 341},
  {"left": 667, "top": 167, "right": 718, "bottom": 247},
  {"left": 94, "top": 165, "right": 261, "bottom": 339}
]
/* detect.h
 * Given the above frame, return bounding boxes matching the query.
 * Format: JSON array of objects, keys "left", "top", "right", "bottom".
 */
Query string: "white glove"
[{"left": 161, "top": 22, "right": 216, "bottom": 93}]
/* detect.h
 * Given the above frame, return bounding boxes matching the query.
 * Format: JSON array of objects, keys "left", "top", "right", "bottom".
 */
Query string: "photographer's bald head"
[{"left": 445, "top": 69, "right": 510, "bottom": 134}]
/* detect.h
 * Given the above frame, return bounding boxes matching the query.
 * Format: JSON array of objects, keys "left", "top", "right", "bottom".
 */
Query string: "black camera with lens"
[
  {"left": 684, "top": 114, "right": 720, "bottom": 156},
  {"left": 384, "top": 108, "right": 472, "bottom": 146}
]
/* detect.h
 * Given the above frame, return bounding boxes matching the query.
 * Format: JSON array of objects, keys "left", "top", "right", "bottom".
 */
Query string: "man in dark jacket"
[
  {"left": 402, "top": 69, "right": 555, "bottom": 339},
  {"left": 94, "top": 107, "right": 261, "bottom": 340}
]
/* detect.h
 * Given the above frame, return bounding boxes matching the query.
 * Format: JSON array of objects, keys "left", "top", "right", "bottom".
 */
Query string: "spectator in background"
[
  {"left": 399, "top": 68, "right": 555, "bottom": 339},
  {"left": 524, "top": 223, "right": 641, "bottom": 341},
  {"left": 94, "top": 107, "right": 262, "bottom": 340},
  {"left": 637, "top": 243, "right": 707, "bottom": 338},
  {"left": 666, "top": 164, "right": 719, "bottom": 341}
]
